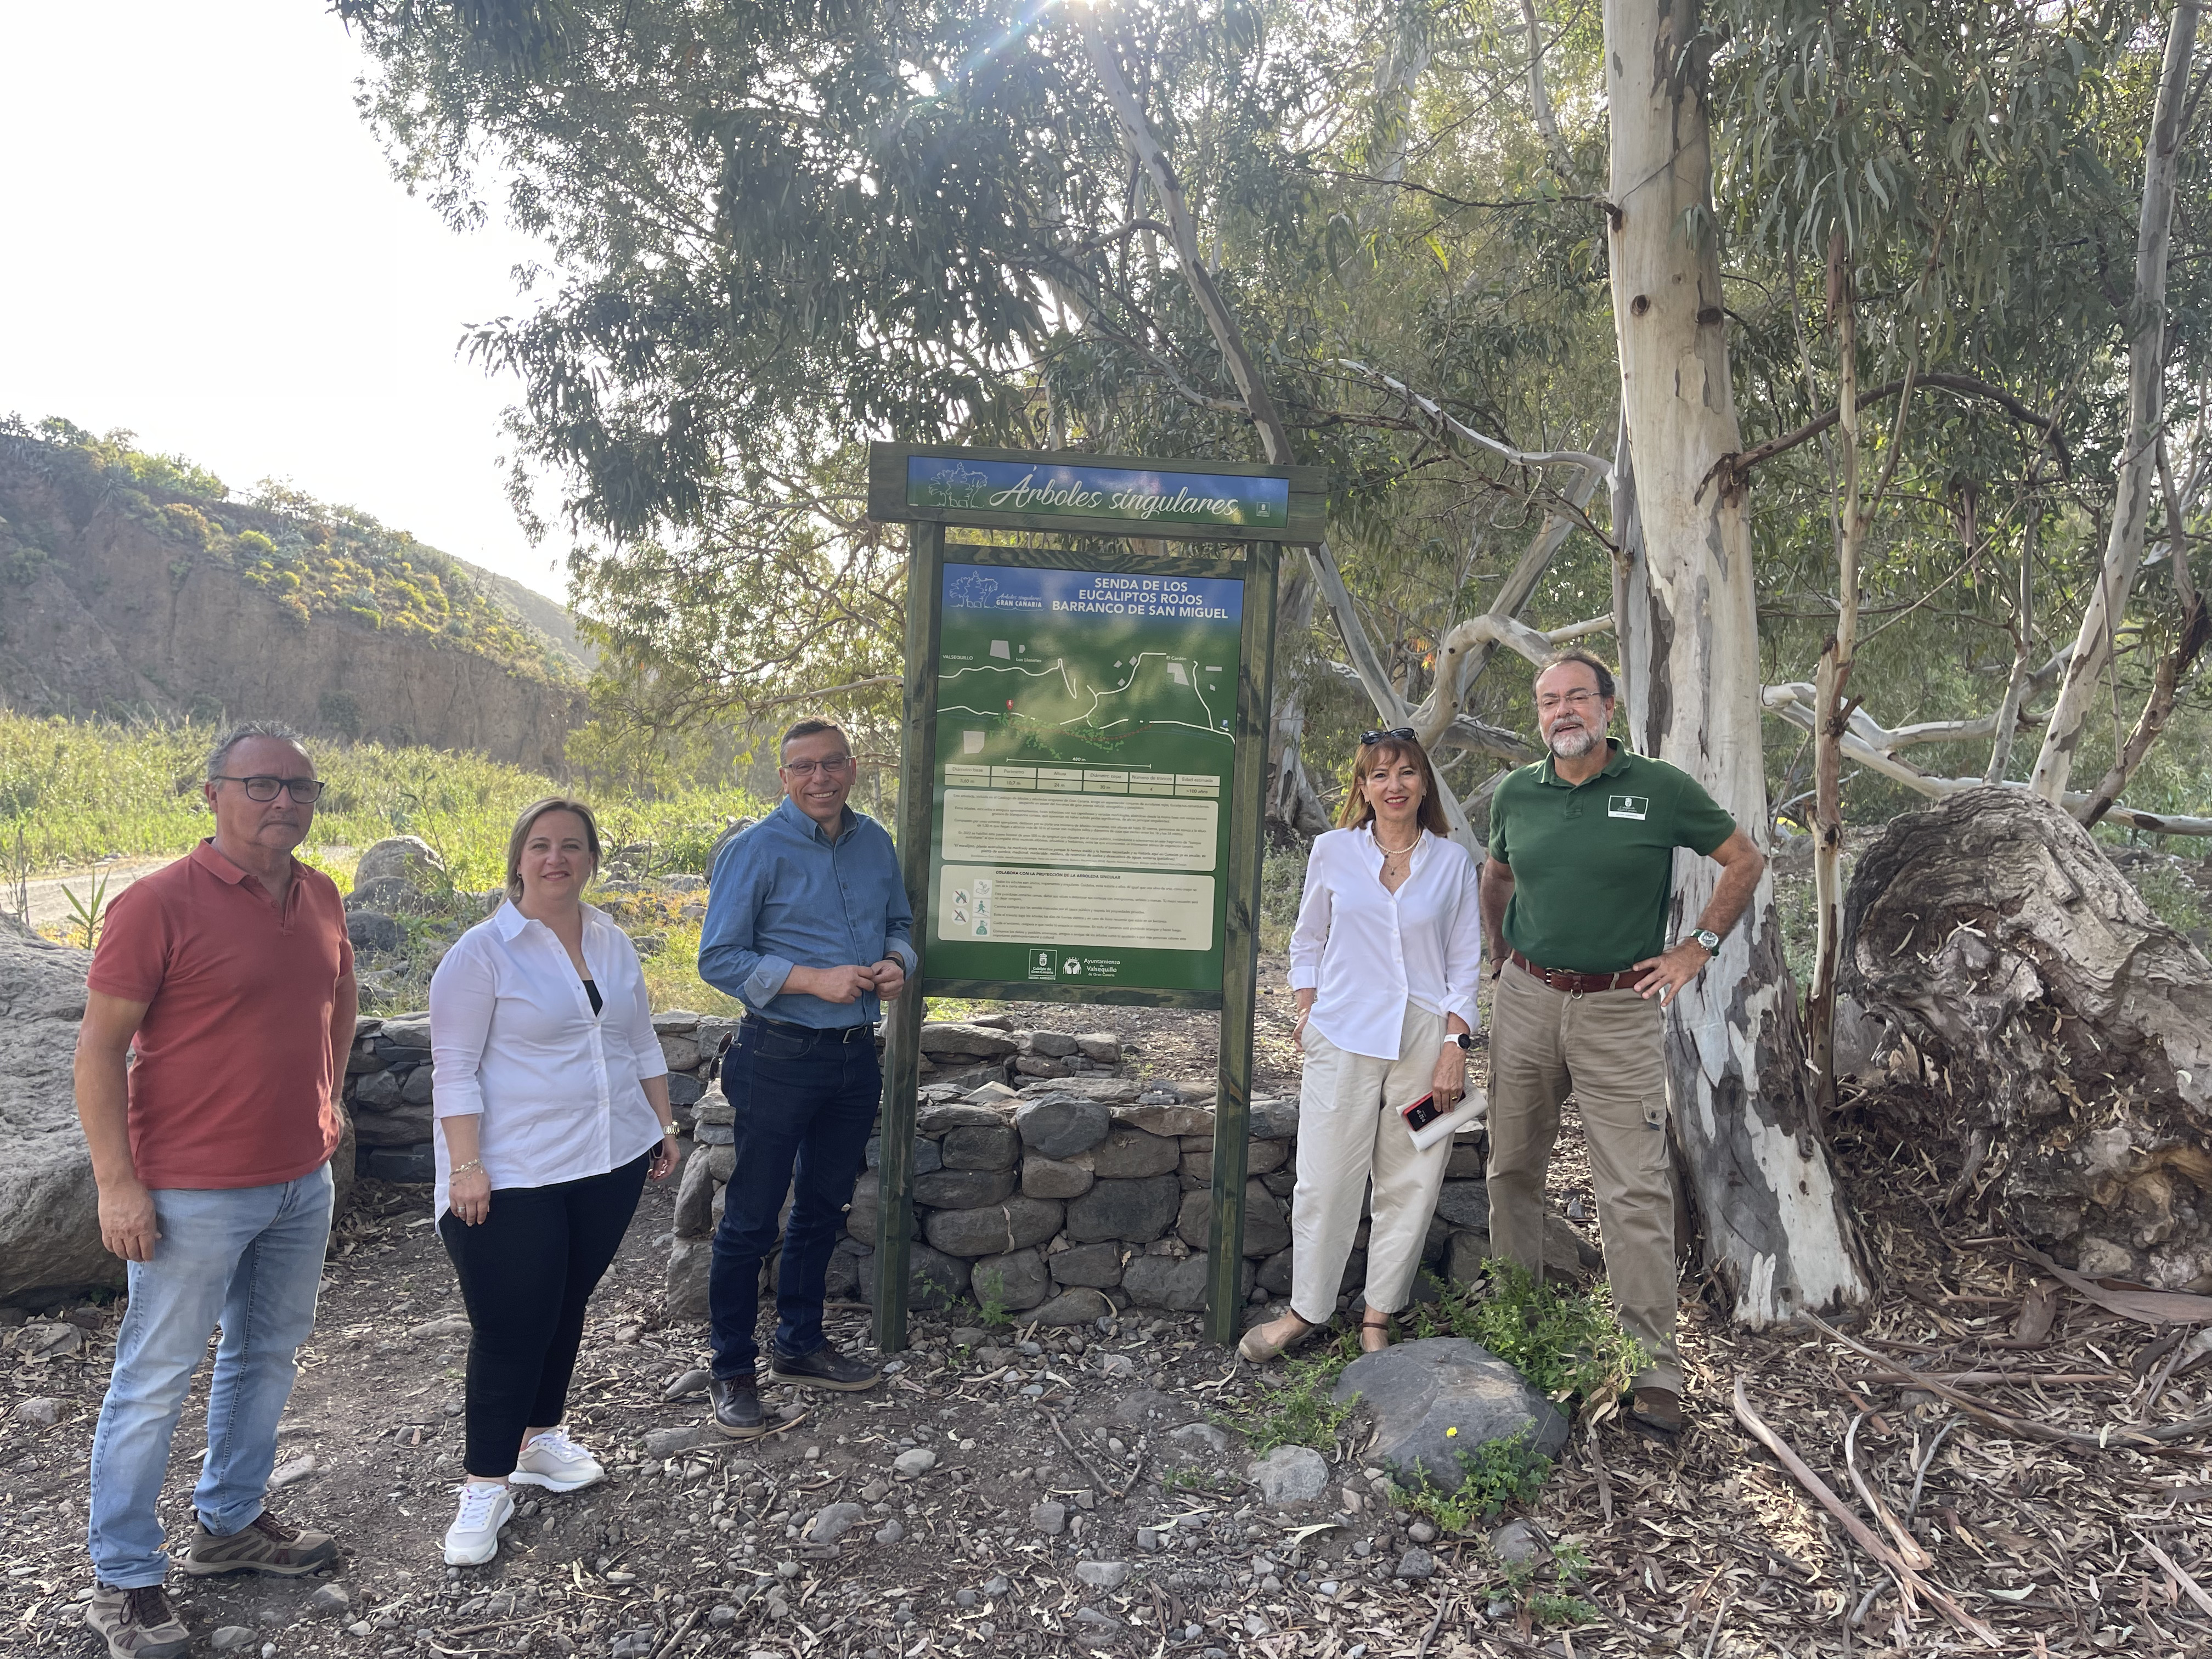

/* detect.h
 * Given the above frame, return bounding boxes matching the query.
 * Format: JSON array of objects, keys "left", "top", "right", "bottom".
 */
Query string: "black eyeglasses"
[
  {"left": 1360, "top": 727, "right": 1417, "bottom": 746},
  {"left": 211, "top": 775, "right": 326, "bottom": 803}
]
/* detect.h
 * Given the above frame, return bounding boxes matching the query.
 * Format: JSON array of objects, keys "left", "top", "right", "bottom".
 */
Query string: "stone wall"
[
  {"left": 659, "top": 1017, "right": 1563, "bottom": 1327},
  {"left": 344, "top": 1009, "right": 737, "bottom": 1183}
]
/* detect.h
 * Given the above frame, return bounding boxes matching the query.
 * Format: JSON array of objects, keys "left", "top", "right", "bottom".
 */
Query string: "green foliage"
[
  {"left": 1258, "top": 842, "right": 1309, "bottom": 955},
  {"left": 970, "top": 1277, "right": 1017, "bottom": 1331},
  {"left": 1217, "top": 1328, "right": 1360, "bottom": 1455},
  {"left": 2132, "top": 862, "right": 2208, "bottom": 937},
  {"left": 1385, "top": 1427, "right": 1551, "bottom": 1533},
  {"left": 0, "top": 709, "right": 765, "bottom": 881},
  {"left": 61, "top": 868, "right": 111, "bottom": 950},
  {"left": 1406, "top": 1260, "right": 1645, "bottom": 1407}
]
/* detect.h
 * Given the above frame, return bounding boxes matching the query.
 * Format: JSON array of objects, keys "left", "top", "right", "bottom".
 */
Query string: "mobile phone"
[{"left": 1400, "top": 1093, "right": 1441, "bottom": 1132}]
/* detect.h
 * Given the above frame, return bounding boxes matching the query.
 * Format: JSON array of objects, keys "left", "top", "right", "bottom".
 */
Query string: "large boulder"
[
  {"left": 0, "top": 922, "right": 121, "bottom": 1304},
  {"left": 1331, "top": 1338, "right": 1570, "bottom": 1491},
  {"left": 352, "top": 836, "right": 447, "bottom": 895}
]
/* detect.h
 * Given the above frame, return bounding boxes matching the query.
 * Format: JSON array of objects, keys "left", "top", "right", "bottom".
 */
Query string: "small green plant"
[
  {"left": 2132, "top": 864, "right": 2208, "bottom": 937},
  {"left": 1387, "top": 1428, "right": 1553, "bottom": 1532},
  {"left": 1408, "top": 1260, "right": 1646, "bottom": 1406},
  {"left": 1519, "top": 1542, "right": 1598, "bottom": 1627},
  {"left": 1218, "top": 1330, "right": 1360, "bottom": 1455},
  {"left": 972, "top": 1274, "right": 1015, "bottom": 1330},
  {"left": 63, "top": 869, "right": 111, "bottom": 949}
]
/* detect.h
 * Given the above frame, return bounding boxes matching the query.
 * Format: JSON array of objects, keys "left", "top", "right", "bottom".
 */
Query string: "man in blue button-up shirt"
[{"left": 696, "top": 720, "right": 917, "bottom": 1434}]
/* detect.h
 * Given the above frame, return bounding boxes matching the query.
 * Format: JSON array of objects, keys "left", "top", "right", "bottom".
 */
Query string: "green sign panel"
[
  {"left": 927, "top": 559, "right": 1245, "bottom": 996},
  {"left": 907, "top": 454, "right": 1289, "bottom": 533}
]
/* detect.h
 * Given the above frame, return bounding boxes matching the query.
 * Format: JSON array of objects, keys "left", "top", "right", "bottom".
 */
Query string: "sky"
[{"left": 0, "top": 2, "right": 568, "bottom": 599}]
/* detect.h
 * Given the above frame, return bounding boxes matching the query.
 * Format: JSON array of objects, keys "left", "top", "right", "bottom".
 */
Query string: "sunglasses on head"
[{"left": 1360, "top": 727, "right": 1417, "bottom": 746}]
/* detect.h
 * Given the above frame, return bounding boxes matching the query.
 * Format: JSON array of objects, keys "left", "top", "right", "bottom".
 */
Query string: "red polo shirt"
[{"left": 86, "top": 840, "right": 353, "bottom": 1189}]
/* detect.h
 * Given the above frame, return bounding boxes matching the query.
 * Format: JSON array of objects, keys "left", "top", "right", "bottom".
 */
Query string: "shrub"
[{"left": 1407, "top": 1260, "right": 1646, "bottom": 1406}]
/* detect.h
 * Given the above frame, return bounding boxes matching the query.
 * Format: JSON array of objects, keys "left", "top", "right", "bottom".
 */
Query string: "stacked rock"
[
  {"left": 346, "top": 1007, "right": 737, "bottom": 1184},
  {"left": 916, "top": 1015, "right": 1125, "bottom": 1089}
]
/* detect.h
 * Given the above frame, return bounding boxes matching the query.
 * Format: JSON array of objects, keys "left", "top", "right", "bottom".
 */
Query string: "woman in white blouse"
[
  {"left": 427, "top": 797, "right": 680, "bottom": 1565},
  {"left": 1240, "top": 730, "right": 1483, "bottom": 1362}
]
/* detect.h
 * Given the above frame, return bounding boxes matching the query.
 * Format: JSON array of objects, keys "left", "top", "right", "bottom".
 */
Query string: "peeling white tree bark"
[
  {"left": 2031, "top": 1, "right": 2201, "bottom": 802},
  {"left": 1605, "top": 0, "right": 1870, "bottom": 1324}
]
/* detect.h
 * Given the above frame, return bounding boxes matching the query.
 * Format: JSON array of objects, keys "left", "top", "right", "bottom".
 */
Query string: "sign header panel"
[
  {"left": 910, "top": 455, "right": 1288, "bottom": 532},
  {"left": 927, "top": 558, "right": 1243, "bottom": 997},
  {"left": 868, "top": 442, "right": 1327, "bottom": 545}
]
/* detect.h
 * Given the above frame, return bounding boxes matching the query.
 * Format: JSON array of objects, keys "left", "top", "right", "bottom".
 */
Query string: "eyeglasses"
[
  {"left": 1359, "top": 727, "right": 1417, "bottom": 746},
  {"left": 211, "top": 775, "right": 326, "bottom": 803},
  {"left": 781, "top": 755, "right": 855, "bottom": 778},
  {"left": 1536, "top": 690, "right": 1606, "bottom": 713}
]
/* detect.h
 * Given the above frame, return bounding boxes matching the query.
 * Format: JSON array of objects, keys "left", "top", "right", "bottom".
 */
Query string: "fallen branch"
[
  {"left": 1731, "top": 1375, "right": 2003, "bottom": 1647},
  {"left": 1763, "top": 684, "right": 2212, "bottom": 835},
  {"left": 2015, "top": 1245, "right": 2212, "bottom": 1328},
  {"left": 2138, "top": 1533, "right": 2212, "bottom": 1617},
  {"left": 1807, "top": 1312, "right": 2212, "bottom": 1453}
]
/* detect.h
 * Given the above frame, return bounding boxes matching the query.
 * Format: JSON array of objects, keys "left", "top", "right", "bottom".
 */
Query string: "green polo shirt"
[{"left": 1487, "top": 740, "right": 1736, "bottom": 973}]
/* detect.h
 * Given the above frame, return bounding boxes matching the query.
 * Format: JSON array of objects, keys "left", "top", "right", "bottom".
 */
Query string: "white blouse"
[
  {"left": 427, "top": 901, "right": 668, "bottom": 1220},
  {"left": 1288, "top": 827, "right": 1484, "bottom": 1060}
]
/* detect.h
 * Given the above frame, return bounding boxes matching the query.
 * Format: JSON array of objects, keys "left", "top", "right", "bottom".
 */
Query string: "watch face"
[{"left": 1695, "top": 930, "right": 1720, "bottom": 951}]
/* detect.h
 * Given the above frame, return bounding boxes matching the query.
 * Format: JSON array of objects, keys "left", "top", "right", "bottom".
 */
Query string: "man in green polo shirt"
[{"left": 1480, "top": 650, "right": 1765, "bottom": 1437}]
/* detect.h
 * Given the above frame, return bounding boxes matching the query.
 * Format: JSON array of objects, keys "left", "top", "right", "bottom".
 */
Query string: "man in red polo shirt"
[{"left": 76, "top": 721, "right": 356, "bottom": 1659}]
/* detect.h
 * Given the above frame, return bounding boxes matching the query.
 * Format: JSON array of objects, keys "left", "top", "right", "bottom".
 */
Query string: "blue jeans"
[
  {"left": 87, "top": 1164, "right": 333, "bottom": 1588},
  {"left": 709, "top": 1021, "right": 879, "bottom": 1375}
]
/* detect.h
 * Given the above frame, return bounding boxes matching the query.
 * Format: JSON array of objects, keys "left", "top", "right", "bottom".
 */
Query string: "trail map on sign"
[{"left": 929, "top": 561, "right": 1243, "bottom": 994}]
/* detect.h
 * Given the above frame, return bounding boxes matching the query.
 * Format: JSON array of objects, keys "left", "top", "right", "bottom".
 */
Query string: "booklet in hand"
[{"left": 1398, "top": 1086, "right": 1487, "bottom": 1152}]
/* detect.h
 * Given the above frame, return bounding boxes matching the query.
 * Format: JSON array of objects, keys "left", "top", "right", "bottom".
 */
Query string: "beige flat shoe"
[{"left": 1237, "top": 1310, "right": 1314, "bottom": 1363}]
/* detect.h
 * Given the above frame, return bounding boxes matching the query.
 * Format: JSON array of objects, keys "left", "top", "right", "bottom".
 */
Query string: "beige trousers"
[
  {"left": 1485, "top": 964, "right": 1683, "bottom": 1393},
  {"left": 1288, "top": 1003, "right": 1452, "bottom": 1325}
]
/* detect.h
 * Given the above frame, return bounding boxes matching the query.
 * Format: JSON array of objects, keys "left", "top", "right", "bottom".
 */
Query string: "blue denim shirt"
[{"left": 698, "top": 797, "right": 917, "bottom": 1028}]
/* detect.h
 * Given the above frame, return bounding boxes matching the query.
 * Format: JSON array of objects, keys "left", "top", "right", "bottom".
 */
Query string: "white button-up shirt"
[
  {"left": 427, "top": 901, "right": 668, "bottom": 1220},
  {"left": 1288, "top": 827, "right": 1483, "bottom": 1060}
]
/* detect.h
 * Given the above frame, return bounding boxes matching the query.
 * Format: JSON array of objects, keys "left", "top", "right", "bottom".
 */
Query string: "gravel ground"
[{"left": 7, "top": 958, "right": 2207, "bottom": 1657}]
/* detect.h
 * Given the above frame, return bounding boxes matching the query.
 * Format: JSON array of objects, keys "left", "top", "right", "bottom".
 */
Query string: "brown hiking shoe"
[
  {"left": 85, "top": 1583, "right": 190, "bottom": 1659},
  {"left": 1628, "top": 1386, "right": 1684, "bottom": 1438},
  {"left": 178, "top": 1507, "right": 337, "bottom": 1577}
]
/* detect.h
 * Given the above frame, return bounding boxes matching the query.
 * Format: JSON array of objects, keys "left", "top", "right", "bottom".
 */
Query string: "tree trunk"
[
  {"left": 1604, "top": 0, "right": 1871, "bottom": 1322},
  {"left": 2030, "top": 1, "right": 2201, "bottom": 803},
  {"left": 1841, "top": 788, "right": 2212, "bottom": 1289}
]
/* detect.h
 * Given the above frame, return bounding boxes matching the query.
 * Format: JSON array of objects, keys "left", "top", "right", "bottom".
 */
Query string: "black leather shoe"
[
  {"left": 766, "top": 1342, "right": 881, "bottom": 1392},
  {"left": 708, "top": 1375, "right": 765, "bottom": 1439}
]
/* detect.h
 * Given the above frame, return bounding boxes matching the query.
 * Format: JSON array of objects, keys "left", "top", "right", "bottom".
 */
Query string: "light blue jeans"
[{"left": 87, "top": 1164, "right": 332, "bottom": 1587}]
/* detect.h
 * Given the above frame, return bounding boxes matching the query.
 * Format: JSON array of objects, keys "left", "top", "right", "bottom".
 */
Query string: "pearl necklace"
[{"left": 1374, "top": 829, "right": 1420, "bottom": 861}]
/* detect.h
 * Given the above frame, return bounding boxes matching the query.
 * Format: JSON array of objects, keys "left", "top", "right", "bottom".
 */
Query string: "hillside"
[{"left": 0, "top": 419, "right": 585, "bottom": 767}]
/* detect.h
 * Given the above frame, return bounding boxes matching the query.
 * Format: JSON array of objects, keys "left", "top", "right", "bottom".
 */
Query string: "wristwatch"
[
  {"left": 1445, "top": 1032, "right": 1474, "bottom": 1051},
  {"left": 1691, "top": 929, "right": 1722, "bottom": 956}
]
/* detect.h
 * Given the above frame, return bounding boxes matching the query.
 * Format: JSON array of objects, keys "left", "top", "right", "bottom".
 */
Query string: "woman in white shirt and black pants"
[
  {"left": 427, "top": 797, "right": 680, "bottom": 1565},
  {"left": 1241, "top": 730, "right": 1483, "bottom": 1362}
]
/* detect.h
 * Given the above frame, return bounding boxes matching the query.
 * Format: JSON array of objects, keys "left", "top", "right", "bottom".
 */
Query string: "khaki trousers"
[
  {"left": 1288, "top": 1003, "right": 1452, "bottom": 1326},
  {"left": 1485, "top": 964, "right": 1682, "bottom": 1392}
]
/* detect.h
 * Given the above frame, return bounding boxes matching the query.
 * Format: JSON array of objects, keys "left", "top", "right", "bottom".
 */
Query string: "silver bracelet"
[{"left": 452, "top": 1159, "right": 483, "bottom": 1178}]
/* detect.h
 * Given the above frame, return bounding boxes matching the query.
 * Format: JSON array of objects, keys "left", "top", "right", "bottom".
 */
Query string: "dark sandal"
[{"left": 1359, "top": 1312, "right": 1393, "bottom": 1354}]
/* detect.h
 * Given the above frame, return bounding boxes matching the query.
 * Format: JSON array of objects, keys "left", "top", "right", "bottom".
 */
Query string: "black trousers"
[{"left": 438, "top": 1152, "right": 649, "bottom": 1477}]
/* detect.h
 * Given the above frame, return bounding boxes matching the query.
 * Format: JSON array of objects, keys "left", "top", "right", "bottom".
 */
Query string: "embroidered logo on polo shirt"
[{"left": 1607, "top": 794, "right": 1650, "bottom": 820}]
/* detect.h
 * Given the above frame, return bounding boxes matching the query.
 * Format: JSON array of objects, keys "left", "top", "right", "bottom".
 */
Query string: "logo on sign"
[
  {"left": 1027, "top": 950, "right": 1056, "bottom": 981},
  {"left": 1607, "top": 794, "right": 1649, "bottom": 820}
]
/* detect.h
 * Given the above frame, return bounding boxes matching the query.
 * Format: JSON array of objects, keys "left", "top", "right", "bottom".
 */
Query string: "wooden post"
[
  {"left": 1205, "top": 540, "right": 1280, "bottom": 1345},
  {"left": 874, "top": 520, "right": 944, "bottom": 1355}
]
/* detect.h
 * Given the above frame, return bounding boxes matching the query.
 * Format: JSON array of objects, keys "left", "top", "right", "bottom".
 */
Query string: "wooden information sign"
[{"left": 867, "top": 443, "right": 1324, "bottom": 1347}]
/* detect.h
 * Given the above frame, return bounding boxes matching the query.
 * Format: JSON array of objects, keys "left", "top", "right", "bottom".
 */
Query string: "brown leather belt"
[{"left": 1508, "top": 948, "right": 1641, "bottom": 995}]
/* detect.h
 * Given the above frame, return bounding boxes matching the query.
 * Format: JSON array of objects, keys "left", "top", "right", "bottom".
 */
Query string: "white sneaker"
[
  {"left": 511, "top": 1428, "right": 605, "bottom": 1493},
  {"left": 443, "top": 1481, "right": 515, "bottom": 1566}
]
